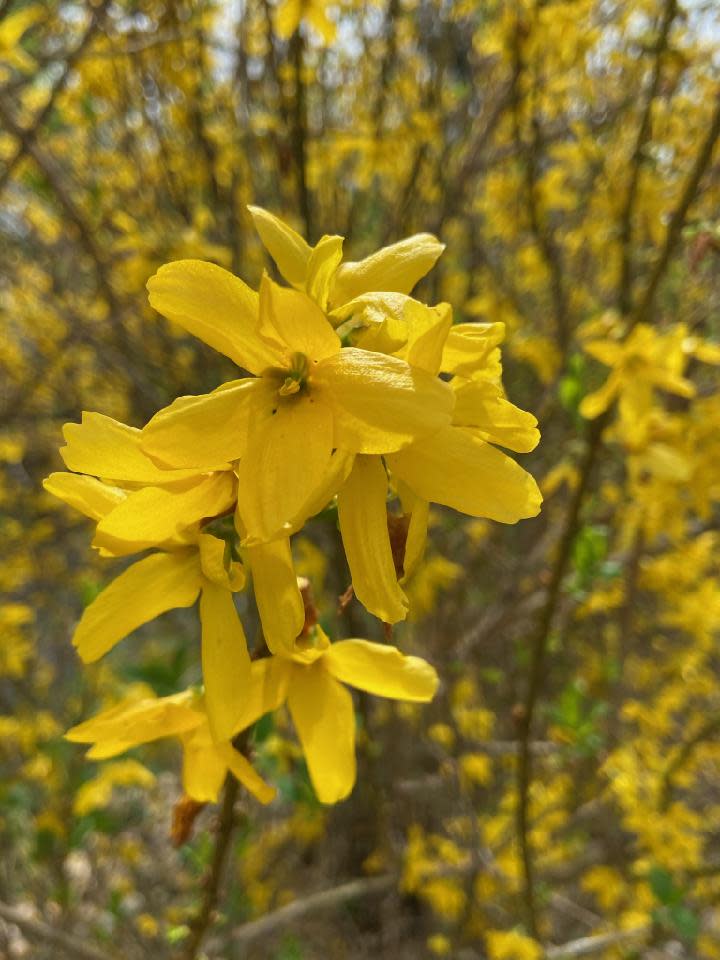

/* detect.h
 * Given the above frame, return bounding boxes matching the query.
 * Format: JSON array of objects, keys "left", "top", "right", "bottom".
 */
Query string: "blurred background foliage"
[{"left": 1, "top": 0, "right": 720, "bottom": 957}]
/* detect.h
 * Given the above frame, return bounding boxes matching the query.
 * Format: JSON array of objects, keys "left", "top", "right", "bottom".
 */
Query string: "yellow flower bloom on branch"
[
  {"left": 66, "top": 690, "right": 275, "bottom": 805},
  {"left": 234, "top": 625, "right": 439, "bottom": 804},
  {"left": 247, "top": 205, "right": 445, "bottom": 311},
  {"left": 580, "top": 323, "right": 696, "bottom": 439},
  {"left": 44, "top": 438, "right": 251, "bottom": 742},
  {"left": 332, "top": 298, "right": 541, "bottom": 621},
  {"left": 142, "top": 265, "right": 454, "bottom": 543}
]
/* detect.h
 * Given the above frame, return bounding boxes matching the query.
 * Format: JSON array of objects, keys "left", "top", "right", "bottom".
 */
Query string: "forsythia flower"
[
  {"left": 231, "top": 624, "right": 438, "bottom": 803},
  {"left": 66, "top": 690, "right": 275, "bottom": 805},
  {"left": 47, "top": 205, "right": 541, "bottom": 805}
]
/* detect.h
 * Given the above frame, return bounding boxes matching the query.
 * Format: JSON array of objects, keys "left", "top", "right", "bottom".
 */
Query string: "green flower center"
[{"left": 277, "top": 352, "right": 310, "bottom": 397}]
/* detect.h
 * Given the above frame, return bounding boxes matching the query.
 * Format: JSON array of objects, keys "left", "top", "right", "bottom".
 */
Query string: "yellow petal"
[
  {"left": 401, "top": 300, "right": 453, "bottom": 375},
  {"left": 43, "top": 472, "right": 126, "bottom": 521},
  {"left": 247, "top": 205, "right": 311, "bottom": 285},
  {"left": 243, "top": 538, "right": 304, "bottom": 654},
  {"left": 395, "top": 481, "right": 429, "bottom": 583},
  {"left": 94, "top": 473, "right": 235, "bottom": 550},
  {"left": 583, "top": 338, "right": 623, "bottom": 367},
  {"left": 579, "top": 372, "right": 618, "bottom": 420},
  {"left": 286, "top": 448, "right": 355, "bottom": 534},
  {"left": 274, "top": 0, "right": 301, "bottom": 38},
  {"left": 141, "top": 379, "right": 262, "bottom": 469},
  {"left": 330, "top": 233, "right": 444, "bottom": 307},
  {"left": 216, "top": 742, "right": 276, "bottom": 804},
  {"left": 307, "top": 4, "right": 336, "bottom": 44},
  {"left": 72, "top": 551, "right": 202, "bottom": 662},
  {"left": 452, "top": 379, "right": 540, "bottom": 453},
  {"left": 287, "top": 664, "right": 356, "bottom": 804},
  {"left": 181, "top": 727, "right": 228, "bottom": 802},
  {"left": 200, "top": 582, "right": 251, "bottom": 742},
  {"left": 231, "top": 657, "right": 292, "bottom": 734},
  {"left": 323, "top": 639, "right": 438, "bottom": 702},
  {"left": 337, "top": 456, "right": 408, "bottom": 623},
  {"left": 260, "top": 275, "right": 340, "bottom": 361},
  {"left": 331, "top": 291, "right": 411, "bottom": 351},
  {"left": 386, "top": 426, "right": 542, "bottom": 524},
  {"left": 315, "top": 347, "right": 454, "bottom": 454},
  {"left": 651, "top": 369, "right": 696, "bottom": 399},
  {"left": 147, "top": 260, "right": 276, "bottom": 375},
  {"left": 306, "top": 234, "right": 344, "bottom": 309},
  {"left": 237, "top": 395, "right": 334, "bottom": 542},
  {"left": 198, "top": 533, "right": 245, "bottom": 591},
  {"left": 66, "top": 691, "right": 202, "bottom": 750},
  {"left": 441, "top": 322, "right": 505, "bottom": 377},
  {"left": 60, "top": 413, "right": 200, "bottom": 484}
]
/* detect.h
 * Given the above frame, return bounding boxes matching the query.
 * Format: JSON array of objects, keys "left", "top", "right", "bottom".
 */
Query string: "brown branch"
[
  {"left": 633, "top": 84, "right": 720, "bottom": 326},
  {"left": 546, "top": 924, "right": 650, "bottom": 959},
  {"left": 515, "top": 411, "right": 609, "bottom": 938},
  {"left": 510, "top": 7, "right": 569, "bottom": 350},
  {"left": 659, "top": 712, "right": 720, "bottom": 811},
  {"left": 514, "top": 80, "right": 720, "bottom": 943},
  {"left": 616, "top": 0, "right": 678, "bottom": 316},
  {"left": 232, "top": 875, "right": 394, "bottom": 946},
  {"left": 181, "top": 773, "right": 240, "bottom": 960},
  {"left": 0, "top": 902, "right": 112, "bottom": 960}
]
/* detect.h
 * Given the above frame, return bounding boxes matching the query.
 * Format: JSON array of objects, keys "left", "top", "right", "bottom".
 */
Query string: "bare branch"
[
  {"left": 233, "top": 875, "right": 394, "bottom": 946},
  {"left": 633, "top": 85, "right": 720, "bottom": 326}
]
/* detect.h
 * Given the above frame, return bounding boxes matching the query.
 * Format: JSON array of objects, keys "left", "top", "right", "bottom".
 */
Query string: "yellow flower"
[
  {"left": 141, "top": 268, "right": 453, "bottom": 543},
  {"left": 73, "top": 759, "right": 155, "bottom": 816},
  {"left": 66, "top": 690, "right": 275, "bottom": 805},
  {"left": 580, "top": 323, "right": 696, "bottom": 433},
  {"left": 43, "top": 420, "right": 251, "bottom": 742},
  {"left": 275, "top": 0, "right": 337, "bottom": 46},
  {"left": 332, "top": 303, "right": 541, "bottom": 622},
  {"left": 485, "top": 929, "right": 543, "bottom": 960},
  {"left": 234, "top": 626, "right": 439, "bottom": 804},
  {"left": 0, "top": 5, "right": 43, "bottom": 76},
  {"left": 247, "top": 205, "right": 445, "bottom": 311}
]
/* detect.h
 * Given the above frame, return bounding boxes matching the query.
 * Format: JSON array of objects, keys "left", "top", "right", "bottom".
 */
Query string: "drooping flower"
[
  {"left": 231, "top": 625, "right": 439, "bottom": 804},
  {"left": 330, "top": 297, "right": 542, "bottom": 621},
  {"left": 65, "top": 690, "right": 275, "bottom": 805},
  {"left": 44, "top": 412, "right": 251, "bottom": 742}
]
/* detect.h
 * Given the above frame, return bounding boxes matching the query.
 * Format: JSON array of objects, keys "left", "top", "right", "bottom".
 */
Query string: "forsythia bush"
[{"left": 2, "top": 1, "right": 720, "bottom": 958}]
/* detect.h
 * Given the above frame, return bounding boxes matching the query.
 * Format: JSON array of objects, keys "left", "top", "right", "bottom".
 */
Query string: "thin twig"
[
  {"left": 515, "top": 412, "right": 608, "bottom": 938},
  {"left": 232, "top": 875, "right": 394, "bottom": 945},
  {"left": 510, "top": 5, "right": 569, "bottom": 350},
  {"left": 633, "top": 85, "right": 720, "bottom": 326},
  {"left": 181, "top": 774, "right": 240, "bottom": 960},
  {"left": 546, "top": 924, "right": 650, "bottom": 959},
  {"left": 659, "top": 712, "right": 720, "bottom": 811},
  {"left": 616, "top": 0, "right": 678, "bottom": 316}
]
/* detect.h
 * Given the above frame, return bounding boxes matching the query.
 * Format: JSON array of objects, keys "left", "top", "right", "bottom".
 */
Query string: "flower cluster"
[{"left": 47, "top": 207, "right": 541, "bottom": 806}]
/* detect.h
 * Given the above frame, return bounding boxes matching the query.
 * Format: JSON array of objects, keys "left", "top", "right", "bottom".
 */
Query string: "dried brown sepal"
[
  {"left": 387, "top": 512, "right": 411, "bottom": 580},
  {"left": 171, "top": 795, "right": 206, "bottom": 847},
  {"left": 298, "top": 576, "right": 318, "bottom": 636}
]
